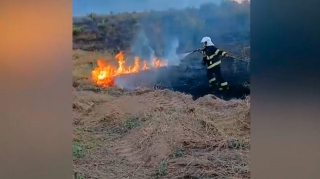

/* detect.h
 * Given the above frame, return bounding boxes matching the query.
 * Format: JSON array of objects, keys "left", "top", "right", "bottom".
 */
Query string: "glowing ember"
[{"left": 91, "top": 51, "right": 168, "bottom": 87}]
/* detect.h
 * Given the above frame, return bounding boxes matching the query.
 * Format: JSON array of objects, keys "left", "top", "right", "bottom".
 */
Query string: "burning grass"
[
  {"left": 90, "top": 51, "right": 167, "bottom": 87},
  {"left": 73, "top": 50, "right": 250, "bottom": 179},
  {"left": 73, "top": 50, "right": 166, "bottom": 86}
]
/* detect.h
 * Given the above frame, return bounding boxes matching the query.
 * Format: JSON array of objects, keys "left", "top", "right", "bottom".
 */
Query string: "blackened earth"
[{"left": 115, "top": 57, "right": 250, "bottom": 100}]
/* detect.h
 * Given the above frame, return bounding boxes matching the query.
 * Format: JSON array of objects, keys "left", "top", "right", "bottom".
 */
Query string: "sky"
[{"left": 72, "top": 0, "right": 223, "bottom": 17}]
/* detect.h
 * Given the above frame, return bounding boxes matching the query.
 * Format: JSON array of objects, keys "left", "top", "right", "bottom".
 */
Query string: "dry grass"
[
  {"left": 72, "top": 50, "right": 120, "bottom": 90},
  {"left": 73, "top": 50, "right": 250, "bottom": 179}
]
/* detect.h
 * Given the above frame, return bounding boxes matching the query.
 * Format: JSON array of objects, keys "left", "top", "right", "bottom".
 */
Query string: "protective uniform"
[{"left": 200, "top": 36, "right": 229, "bottom": 91}]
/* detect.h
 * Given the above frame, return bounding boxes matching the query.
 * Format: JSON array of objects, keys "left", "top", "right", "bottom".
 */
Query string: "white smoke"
[
  {"left": 114, "top": 75, "right": 136, "bottom": 90},
  {"left": 114, "top": 32, "right": 185, "bottom": 90},
  {"left": 162, "top": 37, "right": 181, "bottom": 66},
  {"left": 130, "top": 31, "right": 153, "bottom": 61},
  {"left": 130, "top": 31, "right": 183, "bottom": 66},
  {"left": 148, "top": 46, "right": 156, "bottom": 66}
]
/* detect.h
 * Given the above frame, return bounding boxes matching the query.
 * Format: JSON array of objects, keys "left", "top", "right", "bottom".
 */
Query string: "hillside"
[{"left": 72, "top": 0, "right": 250, "bottom": 53}]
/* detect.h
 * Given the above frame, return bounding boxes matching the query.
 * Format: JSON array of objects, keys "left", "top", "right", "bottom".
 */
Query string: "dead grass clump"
[
  {"left": 194, "top": 95, "right": 250, "bottom": 139},
  {"left": 166, "top": 149, "right": 249, "bottom": 179},
  {"left": 105, "top": 89, "right": 250, "bottom": 179}
]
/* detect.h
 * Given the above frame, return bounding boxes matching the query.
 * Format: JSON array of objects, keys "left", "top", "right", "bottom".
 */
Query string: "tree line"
[{"left": 73, "top": 0, "right": 250, "bottom": 53}]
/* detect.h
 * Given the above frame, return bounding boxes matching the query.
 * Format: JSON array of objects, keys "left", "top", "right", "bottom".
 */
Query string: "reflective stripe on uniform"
[
  {"left": 209, "top": 78, "right": 216, "bottom": 83},
  {"left": 221, "top": 82, "right": 228, "bottom": 86},
  {"left": 207, "top": 49, "right": 220, "bottom": 60},
  {"left": 207, "top": 60, "right": 221, "bottom": 69}
]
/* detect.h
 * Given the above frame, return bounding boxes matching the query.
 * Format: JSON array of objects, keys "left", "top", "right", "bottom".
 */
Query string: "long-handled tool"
[
  {"left": 225, "top": 55, "right": 250, "bottom": 71},
  {"left": 180, "top": 48, "right": 250, "bottom": 62},
  {"left": 227, "top": 56, "right": 250, "bottom": 63}
]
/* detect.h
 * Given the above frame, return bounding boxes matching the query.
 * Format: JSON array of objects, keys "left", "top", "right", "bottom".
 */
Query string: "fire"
[{"left": 91, "top": 51, "right": 167, "bottom": 87}]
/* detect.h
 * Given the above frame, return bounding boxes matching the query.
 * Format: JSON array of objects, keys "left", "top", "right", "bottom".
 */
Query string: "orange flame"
[{"left": 91, "top": 51, "right": 167, "bottom": 87}]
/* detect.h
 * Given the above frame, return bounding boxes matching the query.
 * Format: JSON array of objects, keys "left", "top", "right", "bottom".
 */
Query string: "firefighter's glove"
[{"left": 192, "top": 48, "right": 201, "bottom": 53}]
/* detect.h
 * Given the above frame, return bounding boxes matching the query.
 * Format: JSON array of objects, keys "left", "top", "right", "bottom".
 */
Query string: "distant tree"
[
  {"left": 73, "top": 25, "right": 85, "bottom": 35},
  {"left": 88, "top": 13, "right": 97, "bottom": 21}
]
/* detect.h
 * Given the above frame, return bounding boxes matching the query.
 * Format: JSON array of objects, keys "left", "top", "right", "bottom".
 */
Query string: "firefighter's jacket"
[{"left": 201, "top": 45, "right": 228, "bottom": 69}]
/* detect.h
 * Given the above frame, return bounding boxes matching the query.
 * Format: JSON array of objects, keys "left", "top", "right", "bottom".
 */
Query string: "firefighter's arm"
[
  {"left": 200, "top": 49, "right": 206, "bottom": 56},
  {"left": 216, "top": 49, "right": 229, "bottom": 57}
]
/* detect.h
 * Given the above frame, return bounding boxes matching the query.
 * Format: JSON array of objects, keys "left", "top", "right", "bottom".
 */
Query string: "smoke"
[
  {"left": 130, "top": 31, "right": 153, "bottom": 61},
  {"left": 130, "top": 31, "right": 182, "bottom": 66},
  {"left": 115, "top": 32, "right": 183, "bottom": 89},
  {"left": 114, "top": 70, "right": 161, "bottom": 90},
  {"left": 130, "top": 31, "right": 156, "bottom": 68},
  {"left": 113, "top": 3, "right": 204, "bottom": 89},
  {"left": 149, "top": 47, "right": 156, "bottom": 66},
  {"left": 163, "top": 37, "right": 181, "bottom": 66},
  {"left": 114, "top": 75, "right": 137, "bottom": 90}
]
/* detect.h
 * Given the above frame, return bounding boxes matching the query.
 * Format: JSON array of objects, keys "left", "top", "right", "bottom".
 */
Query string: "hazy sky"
[{"left": 72, "top": 0, "right": 222, "bottom": 17}]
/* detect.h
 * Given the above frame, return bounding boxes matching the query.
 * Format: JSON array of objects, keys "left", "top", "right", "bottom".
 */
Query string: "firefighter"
[{"left": 200, "top": 36, "right": 230, "bottom": 91}]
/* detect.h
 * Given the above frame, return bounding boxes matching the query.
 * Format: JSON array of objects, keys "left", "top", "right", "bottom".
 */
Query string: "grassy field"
[{"left": 72, "top": 50, "right": 250, "bottom": 179}]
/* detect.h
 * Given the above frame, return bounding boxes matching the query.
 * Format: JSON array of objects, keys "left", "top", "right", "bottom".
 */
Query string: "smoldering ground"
[{"left": 114, "top": 31, "right": 250, "bottom": 100}]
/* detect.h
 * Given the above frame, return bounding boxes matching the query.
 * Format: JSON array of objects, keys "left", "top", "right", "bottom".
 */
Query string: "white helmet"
[{"left": 200, "top": 36, "right": 214, "bottom": 46}]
